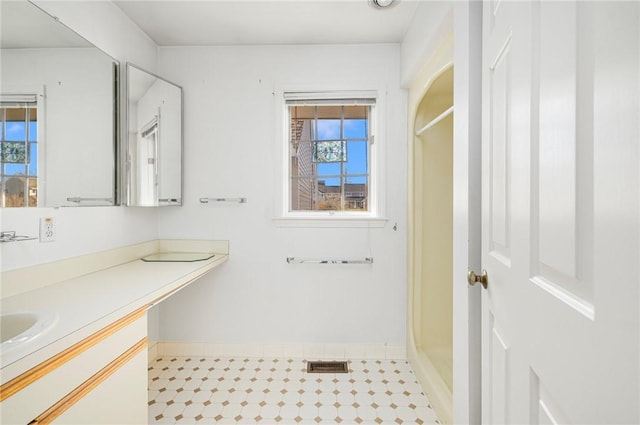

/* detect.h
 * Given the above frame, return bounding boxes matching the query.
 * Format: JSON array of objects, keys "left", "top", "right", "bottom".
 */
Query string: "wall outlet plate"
[{"left": 39, "top": 217, "right": 56, "bottom": 242}]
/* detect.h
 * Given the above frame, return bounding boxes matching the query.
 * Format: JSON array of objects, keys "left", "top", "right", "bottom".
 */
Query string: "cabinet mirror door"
[
  {"left": 1, "top": 1, "right": 118, "bottom": 207},
  {"left": 126, "top": 63, "right": 182, "bottom": 207}
]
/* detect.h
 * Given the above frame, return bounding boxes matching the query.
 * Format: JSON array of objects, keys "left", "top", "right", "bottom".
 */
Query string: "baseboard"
[
  {"left": 148, "top": 341, "right": 159, "bottom": 364},
  {"left": 153, "top": 342, "right": 406, "bottom": 361}
]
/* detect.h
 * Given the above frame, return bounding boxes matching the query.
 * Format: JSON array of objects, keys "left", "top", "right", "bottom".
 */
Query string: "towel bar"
[
  {"left": 286, "top": 257, "right": 373, "bottom": 265},
  {"left": 200, "top": 197, "right": 247, "bottom": 204}
]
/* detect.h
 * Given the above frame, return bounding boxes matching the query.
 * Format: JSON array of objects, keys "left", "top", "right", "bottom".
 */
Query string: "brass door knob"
[{"left": 467, "top": 269, "right": 488, "bottom": 289}]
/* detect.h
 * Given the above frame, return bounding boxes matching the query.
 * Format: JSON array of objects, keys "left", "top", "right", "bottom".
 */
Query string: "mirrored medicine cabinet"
[
  {"left": 125, "top": 63, "right": 183, "bottom": 207},
  {"left": 0, "top": 0, "right": 119, "bottom": 208}
]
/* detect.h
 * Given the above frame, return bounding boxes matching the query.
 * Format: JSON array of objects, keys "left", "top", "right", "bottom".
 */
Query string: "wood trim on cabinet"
[
  {"left": 0, "top": 305, "right": 149, "bottom": 402},
  {"left": 29, "top": 337, "right": 148, "bottom": 425}
]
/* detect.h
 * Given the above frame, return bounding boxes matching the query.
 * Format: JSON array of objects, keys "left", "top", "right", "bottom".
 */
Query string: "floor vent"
[{"left": 306, "top": 361, "right": 349, "bottom": 374}]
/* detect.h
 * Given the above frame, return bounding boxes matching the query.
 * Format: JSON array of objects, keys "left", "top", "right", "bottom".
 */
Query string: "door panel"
[
  {"left": 537, "top": 2, "right": 577, "bottom": 281},
  {"left": 481, "top": 1, "right": 639, "bottom": 424},
  {"left": 534, "top": 0, "right": 592, "bottom": 305},
  {"left": 489, "top": 319, "right": 509, "bottom": 425},
  {"left": 530, "top": 372, "right": 569, "bottom": 425},
  {"left": 488, "top": 33, "right": 512, "bottom": 266}
]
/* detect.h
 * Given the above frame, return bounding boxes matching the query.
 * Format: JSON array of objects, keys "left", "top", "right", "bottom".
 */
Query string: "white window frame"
[{"left": 273, "top": 88, "right": 388, "bottom": 228}]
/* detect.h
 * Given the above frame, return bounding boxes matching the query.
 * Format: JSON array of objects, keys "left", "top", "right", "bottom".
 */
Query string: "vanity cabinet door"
[
  {"left": 1, "top": 313, "right": 148, "bottom": 425},
  {"left": 48, "top": 349, "right": 148, "bottom": 425}
]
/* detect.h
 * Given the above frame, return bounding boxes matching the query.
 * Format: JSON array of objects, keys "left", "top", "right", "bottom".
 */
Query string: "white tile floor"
[{"left": 148, "top": 357, "right": 440, "bottom": 425}]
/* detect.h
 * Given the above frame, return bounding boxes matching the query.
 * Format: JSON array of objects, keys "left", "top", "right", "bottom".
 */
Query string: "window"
[
  {"left": 1, "top": 95, "right": 38, "bottom": 207},
  {"left": 287, "top": 97, "right": 375, "bottom": 214}
]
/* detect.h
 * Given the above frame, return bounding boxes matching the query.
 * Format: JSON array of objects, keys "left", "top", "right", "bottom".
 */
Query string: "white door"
[
  {"left": 453, "top": 1, "right": 483, "bottom": 423},
  {"left": 480, "top": 1, "right": 639, "bottom": 424}
]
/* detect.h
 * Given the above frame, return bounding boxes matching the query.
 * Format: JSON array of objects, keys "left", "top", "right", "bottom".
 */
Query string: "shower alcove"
[{"left": 408, "top": 65, "right": 454, "bottom": 423}]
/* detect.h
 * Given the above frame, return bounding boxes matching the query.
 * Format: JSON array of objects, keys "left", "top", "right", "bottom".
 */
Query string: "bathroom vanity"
[{"left": 0, "top": 240, "right": 228, "bottom": 425}]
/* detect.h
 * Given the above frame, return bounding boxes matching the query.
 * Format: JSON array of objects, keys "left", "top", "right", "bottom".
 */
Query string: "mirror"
[
  {"left": 126, "top": 63, "right": 182, "bottom": 207},
  {"left": 0, "top": 0, "right": 119, "bottom": 207}
]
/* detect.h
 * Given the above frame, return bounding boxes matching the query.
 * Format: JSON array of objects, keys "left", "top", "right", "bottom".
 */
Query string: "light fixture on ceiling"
[{"left": 370, "top": 0, "right": 397, "bottom": 9}]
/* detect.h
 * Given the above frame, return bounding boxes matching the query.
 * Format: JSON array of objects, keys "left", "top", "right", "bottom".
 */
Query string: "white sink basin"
[{"left": 1, "top": 311, "right": 57, "bottom": 351}]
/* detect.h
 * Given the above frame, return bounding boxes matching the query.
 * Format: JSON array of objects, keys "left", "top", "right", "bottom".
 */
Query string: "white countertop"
[{"left": 0, "top": 240, "right": 228, "bottom": 383}]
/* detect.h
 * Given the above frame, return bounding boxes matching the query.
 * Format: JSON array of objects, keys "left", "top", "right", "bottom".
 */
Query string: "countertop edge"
[
  {"left": 1, "top": 239, "right": 230, "bottom": 299},
  {"left": 0, "top": 247, "right": 228, "bottom": 384}
]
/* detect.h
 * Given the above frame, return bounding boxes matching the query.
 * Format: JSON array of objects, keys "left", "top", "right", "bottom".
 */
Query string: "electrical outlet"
[{"left": 39, "top": 217, "right": 56, "bottom": 242}]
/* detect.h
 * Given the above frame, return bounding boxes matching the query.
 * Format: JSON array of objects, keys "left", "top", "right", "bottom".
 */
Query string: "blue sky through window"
[
  {"left": 317, "top": 119, "right": 340, "bottom": 140},
  {"left": 29, "top": 121, "right": 37, "bottom": 141},
  {"left": 345, "top": 118, "right": 367, "bottom": 139},
  {"left": 318, "top": 162, "right": 340, "bottom": 176},
  {"left": 316, "top": 118, "right": 367, "bottom": 187},
  {"left": 5, "top": 122, "right": 25, "bottom": 141},
  {"left": 5, "top": 163, "right": 25, "bottom": 175},
  {"left": 29, "top": 145, "right": 37, "bottom": 175},
  {"left": 3, "top": 121, "right": 35, "bottom": 140}
]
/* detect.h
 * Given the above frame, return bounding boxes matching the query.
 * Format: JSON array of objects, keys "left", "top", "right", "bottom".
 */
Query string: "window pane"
[
  {"left": 346, "top": 176, "right": 367, "bottom": 184},
  {"left": 28, "top": 178, "right": 37, "bottom": 207},
  {"left": 345, "top": 177, "right": 368, "bottom": 211},
  {"left": 317, "top": 179, "right": 341, "bottom": 211},
  {"left": 5, "top": 121, "right": 26, "bottom": 142},
  {"left": 3, "top": 176, "right": 25, "bottom": 207},
  {"left": 28, "top": 120, "right": 37, "bottom": 142},
  {"left": 5, "top": 163, "right": 26, "bottom": 175},
  {"left": 344, "top": 119, "right": 367, "bottom": 139},
  {"left": 1, "top": 103, "right": 39, "bottom": 208},
  {"left": 344, "top": 105, "right": 367, "bottom": 117},
  {"left": 291, "top": 141, "right": 314, "bottom": 177},
  {"left": 317, "top": 162, "right": 340, "bottom": 177},
  {"left": 28, "top": 144, "right": 37, "bottom": 176},
  {"left": 317, "top": 119, "right": 340, "bottom": 140},
  {"left": 316, "top": 105, "right": 341, "bottom": 120},
  {"left": 290, "top": 177, "right": 314, "bottom": 211},
  {"left": 345, "top": 141, "right": 367, "bottom": 175},
  {"left": 290, "top": 106, "right": 315, "bottom": 120},
  {"left": 290, "top": 117, "right": 313, "bottom": 143},
  {"left": 287, "top": 100, "right": 372, "bottom": 214},
  {"left": 320, "top": 177, "right": 340, "bottom": 186}
]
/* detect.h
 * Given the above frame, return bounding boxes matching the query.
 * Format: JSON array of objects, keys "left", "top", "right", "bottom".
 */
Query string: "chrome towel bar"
[
  {"left": 286, "top": 257, "right": 373, "bottom": 265},
  {"left": 200, "top": 197, "right": 247, "bottom": 204},
  {"left": 66, "top": 197, "right": 114, "bottom": 204},
  {"left": 159, "top": 198, "right": 181, "bottom": 204}
]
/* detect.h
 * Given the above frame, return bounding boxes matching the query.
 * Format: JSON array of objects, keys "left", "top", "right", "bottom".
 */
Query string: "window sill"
[{"left": 272, "top": 215, "right": 388, "bottom": 228}]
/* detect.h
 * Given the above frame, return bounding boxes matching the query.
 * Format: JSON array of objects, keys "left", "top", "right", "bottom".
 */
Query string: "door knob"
[{"left": 467, "top": 269, "right": 488, "bottom": 289}]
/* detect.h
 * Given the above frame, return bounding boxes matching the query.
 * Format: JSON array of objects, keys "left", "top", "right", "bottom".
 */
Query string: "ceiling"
[{"left": 113, "top": 0, "right": 420, "bottom": 46}]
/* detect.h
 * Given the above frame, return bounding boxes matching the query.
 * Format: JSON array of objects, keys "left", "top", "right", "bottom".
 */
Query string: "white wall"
[
  {"left": 400, "top": 1, "right": 453, "bottom": 88},
  {"left": 0, "top": 1, "right": 158, "bottom": 272},
  {"left": 154, "top": 44, "right": 408, "bottom": 347}
]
